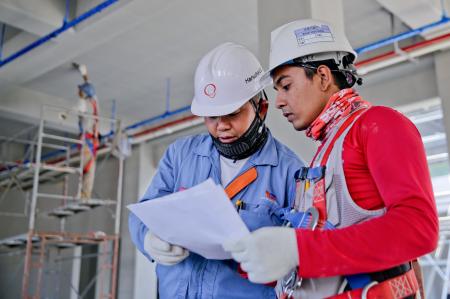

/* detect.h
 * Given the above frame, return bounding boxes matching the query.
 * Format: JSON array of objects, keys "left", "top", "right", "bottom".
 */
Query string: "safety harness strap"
[
  {"left": 83, "top": 158, "right": 94, "bottom": 174},
  {"left": 84, "top": 133, "right": 99, "bottom": 155},
  {"left": 224, "top": 167, "right": 258, "bottom": 199},
  {"left": 311, "top": 108, "right": 367, "bottom": 229},
  {"left": 326, "top": 269, "right": 419, "bottom": 299},
  {"left": 291, "top": 108, "right": 420, "bottom": 298},
  {"left": 91, "top": 98, "right": 99, "bottom": 136},
  {"left": 318, "top": 108, "right": 366, "bottom": 166}
]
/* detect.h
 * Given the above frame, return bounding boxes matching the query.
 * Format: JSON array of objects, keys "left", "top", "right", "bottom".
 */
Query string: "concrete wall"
[{"left": 117, "top": 146, "right": 140, "bottom": 299}]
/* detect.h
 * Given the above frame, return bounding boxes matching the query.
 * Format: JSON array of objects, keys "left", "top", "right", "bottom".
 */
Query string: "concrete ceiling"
[
  {"left": 0, "top": 0, "right": 448, "bottom": 131},
  {"left": 0, "top": 0, "right": 259, "bottom": 127}
]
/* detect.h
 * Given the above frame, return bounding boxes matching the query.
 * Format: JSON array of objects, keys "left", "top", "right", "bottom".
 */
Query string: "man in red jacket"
[{"left": 224, "top": 19, "right": 438, "bottom": 299}]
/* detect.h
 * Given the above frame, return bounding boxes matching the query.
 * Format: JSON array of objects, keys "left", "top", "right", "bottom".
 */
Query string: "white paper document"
[{"left": 127, "top": 179, "right": 250, "bottom": 259}]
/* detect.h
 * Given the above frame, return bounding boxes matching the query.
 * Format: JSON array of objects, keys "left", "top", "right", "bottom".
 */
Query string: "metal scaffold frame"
[
  {"left": 421, "top": 215, "right": 450, "bottom": 299},
  {"left": 21, "top": 231, "right": 120, "bottom": 299},
  {"left": 0, "top": 105, "right": 125, "bottom": 299}
]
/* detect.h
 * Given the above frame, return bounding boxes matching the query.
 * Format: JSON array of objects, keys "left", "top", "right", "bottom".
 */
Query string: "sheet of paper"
[{"left": 127, "top": 178, "right": 250, "bottom": 259}]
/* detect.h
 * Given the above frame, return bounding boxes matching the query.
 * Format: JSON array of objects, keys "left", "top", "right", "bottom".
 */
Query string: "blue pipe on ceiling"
[
  {"left": 123, "top": 105, "right": 191, "bottom": 132},
  {"left": 355, "top": 15, "right": 450, "bottom": 55},
  {"left": 0, "top": 0, "right": 118, "bottom": 68}
]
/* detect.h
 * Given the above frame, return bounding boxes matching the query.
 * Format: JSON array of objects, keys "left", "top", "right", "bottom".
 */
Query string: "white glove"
[
  {"left": 223, "top": 227, "right": 299, "bottom": 283},
  {"left": 144, "top": 232, "right": 189, "bottom": 266}
]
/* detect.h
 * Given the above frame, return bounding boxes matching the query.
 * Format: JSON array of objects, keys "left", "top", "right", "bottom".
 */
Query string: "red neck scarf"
[{"left": 306, "top": 88, "right": 371, "bottom": 141}]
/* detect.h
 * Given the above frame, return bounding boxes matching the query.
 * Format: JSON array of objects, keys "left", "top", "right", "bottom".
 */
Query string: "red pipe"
[{"left": 131, "top": 114, "right": 199, "bottom": 138}]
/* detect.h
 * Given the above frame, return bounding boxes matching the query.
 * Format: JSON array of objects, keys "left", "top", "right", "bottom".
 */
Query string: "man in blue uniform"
[{"left": 128, "top": 42, "right": 304, "bottom": 299}]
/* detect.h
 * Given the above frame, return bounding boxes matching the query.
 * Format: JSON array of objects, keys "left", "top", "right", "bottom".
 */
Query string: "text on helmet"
[{"left": 245, "top": 68, "right": 263, "bottom": 84}]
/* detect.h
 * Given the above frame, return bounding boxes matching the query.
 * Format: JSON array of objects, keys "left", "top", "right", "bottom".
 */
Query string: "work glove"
[
  {"left": 223, "top": 227, "right": 299, "bottom": 283},
  {"left": 144, "top": 232, "right": 189, "bottom": 266}
]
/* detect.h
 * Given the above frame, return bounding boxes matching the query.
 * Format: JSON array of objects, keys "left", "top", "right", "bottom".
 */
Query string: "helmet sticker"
[
  {"left": 204, "top": 83, "right": 217, "bottom": 98},
  {"left": 294, "top": 25, "right": 334, "bottom": 46}
]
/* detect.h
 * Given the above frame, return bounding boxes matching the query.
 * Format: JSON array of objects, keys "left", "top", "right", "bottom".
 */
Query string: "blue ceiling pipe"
[
  {"left": 0, "top": 0, "right": 118, "bottom": 68},
  {"left": 355, "top": 15, "right": 450, "bottom": 55},
  {"left": 123, "top": 105, "right": 192, "bottom": 133}
]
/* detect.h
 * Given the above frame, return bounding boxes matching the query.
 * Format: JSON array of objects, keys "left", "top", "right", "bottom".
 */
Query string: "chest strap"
[
  {"left": 224, "top": 167, "right": 258, "bottom": 200},
  {"left": 310, "top": 108, "right": 367, "bottom": 229}
]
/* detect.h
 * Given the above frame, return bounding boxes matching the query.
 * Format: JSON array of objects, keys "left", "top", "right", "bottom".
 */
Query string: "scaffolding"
[
  {"left": 421, "top": 213, "right": 450, "bottom": 299},
  {"left": 0, "top": 105, "right": 124, "bottom": 299}
]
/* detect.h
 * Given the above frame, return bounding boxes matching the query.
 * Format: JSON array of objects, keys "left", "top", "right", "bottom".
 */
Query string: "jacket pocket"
[{"left": 238, "top": 199, "right": 280, "bottom": 231}]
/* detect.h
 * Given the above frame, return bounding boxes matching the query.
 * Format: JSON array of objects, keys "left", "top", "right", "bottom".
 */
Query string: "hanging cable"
[
  {"left": 441, "top": 0, "right": 448, "bottom": 18},
  {"left": 165, "top": 77, "right": 171, "bottom": 113},
  {"left": 0, "top": 24, "right": 6, "bottom": 61},
  {"left": 64, "top": 0, "right": 71, "bottom": 25}
]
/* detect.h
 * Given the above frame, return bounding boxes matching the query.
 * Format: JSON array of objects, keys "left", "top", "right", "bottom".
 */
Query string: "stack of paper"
[{"left": 127, "top": 179, "right": 249, "bottom": 259}]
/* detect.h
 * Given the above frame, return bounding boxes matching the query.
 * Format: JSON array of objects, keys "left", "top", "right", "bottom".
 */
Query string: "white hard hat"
[
  {"left": 263, "top": 19, "right": 357, "bottom": 80},
  {"left": 191, "top": 42, "right": 270, "bottom": 117}
]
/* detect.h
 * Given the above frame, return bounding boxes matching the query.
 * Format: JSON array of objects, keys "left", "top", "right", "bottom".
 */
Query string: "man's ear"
[{"left": 316, "top": 65, "right": 333, "bottom": 91}]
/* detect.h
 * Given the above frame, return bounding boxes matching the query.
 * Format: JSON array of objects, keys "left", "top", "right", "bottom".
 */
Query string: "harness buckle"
[
  {"left": 305, "top": 207, "right": 319, "bottom": 230},
  {"left": 361, "top": 281, "right": 378, "bottom": 299},
  {"left": 310, "top": 166, "right": 326, "bottom": 182},
  {"left": 281, "top": 272, "right": 302, "bottom": 299},
  {"left": 295, "top": 166, "right": 326, "bottom": 182},
  {"left": 295, "top": 167, "right": 309, "bottom": 181}
]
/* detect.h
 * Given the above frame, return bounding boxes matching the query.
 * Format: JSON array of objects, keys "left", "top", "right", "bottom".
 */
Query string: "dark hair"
[{"left": 302, "top": 60, "right": 351, "bottom": 89}]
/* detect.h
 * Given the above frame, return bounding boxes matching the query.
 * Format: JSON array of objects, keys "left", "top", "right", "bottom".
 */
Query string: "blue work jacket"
[{"left": 129, "top": 132, "right": 303, "bottom": 299}]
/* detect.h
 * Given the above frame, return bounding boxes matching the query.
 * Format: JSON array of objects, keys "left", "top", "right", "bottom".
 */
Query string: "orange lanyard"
[{"left": 224, "top": 167, "right": 257, "bottom": 200}]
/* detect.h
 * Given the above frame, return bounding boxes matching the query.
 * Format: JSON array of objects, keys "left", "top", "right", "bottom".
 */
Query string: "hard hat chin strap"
[
  {"left": 212, "top": 92, "right": 269, "bottom": 160},
  {"left": 342, "top": 64, "right": 363, "bottom": 86}
]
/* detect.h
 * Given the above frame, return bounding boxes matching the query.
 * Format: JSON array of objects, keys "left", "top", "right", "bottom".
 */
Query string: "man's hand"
[
  {"left": 223, "top": 227, "right": 299, "bottom": 283},
  {"left": 144, "top": 232, "right": 189, "bottom": 265}
]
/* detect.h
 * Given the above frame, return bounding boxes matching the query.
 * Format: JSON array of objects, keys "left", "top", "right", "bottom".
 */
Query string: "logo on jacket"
[{"left": 265, "top": 191, "right": 277, "bottom": 202}]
